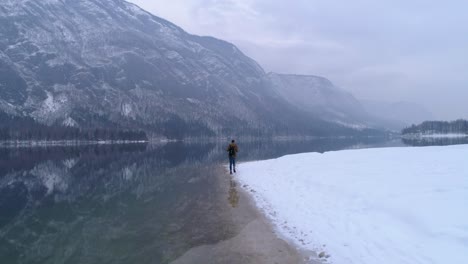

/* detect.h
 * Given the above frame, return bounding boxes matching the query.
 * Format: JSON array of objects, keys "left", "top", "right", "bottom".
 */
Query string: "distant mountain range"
[{"left": 0, "top": 0, "right": 389, "bottom": 139}]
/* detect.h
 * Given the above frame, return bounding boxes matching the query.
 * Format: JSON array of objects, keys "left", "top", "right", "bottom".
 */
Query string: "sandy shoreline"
[{"left": 171, "top": 166, "right": 316, "bottom": 264}]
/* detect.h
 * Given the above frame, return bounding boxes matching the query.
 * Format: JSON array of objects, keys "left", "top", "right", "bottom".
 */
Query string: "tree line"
[
  {"left": 402, "top": 119, "right": 468, "bottom": 135},
  {"left": 0, "top": 110, "right": 388, "bottom": 141},
  {"left": 0, "top": 113, "right": 148, "bottom": 141}
]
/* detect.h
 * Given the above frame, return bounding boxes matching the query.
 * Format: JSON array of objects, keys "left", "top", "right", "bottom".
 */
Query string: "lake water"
[{"left": 0, "top": 137, "right": 462, "bottom": 264}]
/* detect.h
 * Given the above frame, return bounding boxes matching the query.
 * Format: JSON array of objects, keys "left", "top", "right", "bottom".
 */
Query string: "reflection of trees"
[{"left": 0, "top": 143, "right": 240, "bottom": 264}]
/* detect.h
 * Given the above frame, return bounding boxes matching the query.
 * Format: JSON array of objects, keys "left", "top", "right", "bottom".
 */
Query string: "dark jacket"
[{"left": 227, "top": 143, "right": 239, "bottom": 158}]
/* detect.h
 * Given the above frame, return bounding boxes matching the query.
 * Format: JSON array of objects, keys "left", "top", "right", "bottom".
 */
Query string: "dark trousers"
[{"left": 229, "top": 156, "right": 236, "bottom": 172}]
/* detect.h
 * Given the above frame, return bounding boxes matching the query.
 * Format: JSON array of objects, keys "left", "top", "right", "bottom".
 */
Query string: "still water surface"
[{"left": 0, "top": 137, "right": 462, "bottom": 264}]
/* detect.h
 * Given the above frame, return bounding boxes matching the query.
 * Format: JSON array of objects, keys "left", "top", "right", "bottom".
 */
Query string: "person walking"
[{"left": 227, "top": 139, "right": 239, "bottom": 175}]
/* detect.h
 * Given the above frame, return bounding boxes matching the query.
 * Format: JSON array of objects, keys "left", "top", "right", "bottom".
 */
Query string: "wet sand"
[{"left": 171, "top": 166, "right": 318, "bottom": 264}]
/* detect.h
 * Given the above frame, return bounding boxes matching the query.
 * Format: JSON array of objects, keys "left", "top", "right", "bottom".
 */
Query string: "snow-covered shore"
[
  {"left": 403, "top": 133, "right": 468, "bottom": 139},
  {"left": 237, "top": 145, "right": 468, "bottom": 264}
]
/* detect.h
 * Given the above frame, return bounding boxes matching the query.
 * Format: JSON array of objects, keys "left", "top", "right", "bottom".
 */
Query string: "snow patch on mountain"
[
  {"left": 165, "top": 50, "right": 183, "bottom": 60},
  {"left": 0, "top": 99, "right": 19, "bottom": 115},
  {"left": 121, "top": 102, "right": 133, "bottom": 117},
  {"left": 62, "top": 117, "right": 79, "bottom": 127},
  {"left": 186, "top": 98, "right": 200, "bottom": 104},
  {"left": 334, "top": 120, "right": 369, "bottom": 130},
  {"left": 30, "top": 92, "right": 70, "bottom": 125}
]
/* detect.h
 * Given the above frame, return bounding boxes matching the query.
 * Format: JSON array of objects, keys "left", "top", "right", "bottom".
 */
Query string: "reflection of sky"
[{"left": 129, "top": 0, "right": 468, "bottom": 120}]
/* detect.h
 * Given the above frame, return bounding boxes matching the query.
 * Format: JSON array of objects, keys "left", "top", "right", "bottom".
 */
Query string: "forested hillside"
[{"left": 0, "top": 113, "right": 147, "bottom": 141}]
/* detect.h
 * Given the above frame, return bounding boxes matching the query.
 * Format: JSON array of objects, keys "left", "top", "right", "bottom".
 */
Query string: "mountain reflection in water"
[{"left": 0, "top": 138, "right": 400, "bottom": 264}]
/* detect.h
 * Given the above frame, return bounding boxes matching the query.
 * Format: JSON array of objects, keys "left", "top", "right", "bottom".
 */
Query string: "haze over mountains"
[
  {"left": 268, "top": 73, "right": 370, "bottom": 128},
  {"left": 361, "top": 100, "right": 434, "bottom": 128},
  {"left": 0, "top": 0, "right": 419, "bottom": 139}
]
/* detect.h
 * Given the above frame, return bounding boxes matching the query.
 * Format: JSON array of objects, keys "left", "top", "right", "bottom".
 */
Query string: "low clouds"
[{"left": 129, "top": 0, "right": 468, "bottom": 119}]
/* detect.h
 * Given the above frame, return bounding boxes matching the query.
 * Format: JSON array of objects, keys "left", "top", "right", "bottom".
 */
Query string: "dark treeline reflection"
[
  {"left": 0, "top": 142, "right": 230, "bottom": 264},
  {"left": 0, "top": 138, "right": 398, "bottom": 264}
]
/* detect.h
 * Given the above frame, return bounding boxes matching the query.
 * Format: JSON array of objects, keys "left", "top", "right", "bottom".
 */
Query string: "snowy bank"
[
  {"left": 237, "top": 145, "right": 468, "bottom": 264},
  {"left": 403, "top": 133, "right": 468, "bottom": 139}
]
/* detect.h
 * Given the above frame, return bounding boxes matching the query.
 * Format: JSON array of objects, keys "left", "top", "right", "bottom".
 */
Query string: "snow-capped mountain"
[{"left": 0, "top": 0, "right": 382, "bottom": 138}]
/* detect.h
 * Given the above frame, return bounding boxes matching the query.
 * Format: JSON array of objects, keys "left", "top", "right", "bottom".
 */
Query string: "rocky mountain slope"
[{"left": 0, "top": 0, "right": 383, "bottom": 138}]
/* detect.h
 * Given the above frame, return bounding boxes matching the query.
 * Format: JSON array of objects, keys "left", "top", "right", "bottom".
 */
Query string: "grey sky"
[{"left": 128, "top": 0, "right": 468, "bottom": 120}]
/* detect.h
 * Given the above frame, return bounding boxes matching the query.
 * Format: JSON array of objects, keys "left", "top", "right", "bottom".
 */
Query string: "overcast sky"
[{"left": 128, "top": 0, "right": 467, "bottom": 120}]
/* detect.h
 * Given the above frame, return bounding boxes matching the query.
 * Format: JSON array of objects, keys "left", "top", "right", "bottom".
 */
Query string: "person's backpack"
[{"left": 228, "top": 145, "right": 236, "bottom": 156}]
